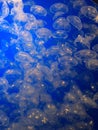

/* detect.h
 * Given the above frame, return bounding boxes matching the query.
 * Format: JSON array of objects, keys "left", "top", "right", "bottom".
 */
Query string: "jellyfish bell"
[{"left": 50, "top": 3, "right": 68, "bottom": 14}]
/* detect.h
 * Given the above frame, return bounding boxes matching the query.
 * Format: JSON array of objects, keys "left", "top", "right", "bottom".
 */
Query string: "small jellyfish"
[
  {"left": 53, "top": 30, "right": 68, "bottom": 39},
  {"left": 53, "top": 17, "right": 71, "bottom": 32},
  {"left": 30, "top": 5, "right": 47, "bottom": 17},
  {"left": 0, "top": 1, "right": 9, "bottom": 19},
  {"left": 92, "top": 44, "right": 98, "bottom": 53},
  {"left": 74, "top": 49, "right": 97, "bottom": 62},
  {"left": 15, "top": 51, "right": 33, "bottom": 63},
  {"left": 66, "top": 15, "right": 82, "bottom": 30},
  {"left": 86, "top": 59, "right": 98, "bottom": 70},
  {"left": 35, "top": 27, "right": 52, "bottom": 41},
  {"left": 80, "top": 6, "right": 98, "bottom": 20},
  {"left": 50, "top": 3, "right": 68, "bottom": 14},
  {"left": 53, "top": 11, "right": 66, "bottom": 20}
]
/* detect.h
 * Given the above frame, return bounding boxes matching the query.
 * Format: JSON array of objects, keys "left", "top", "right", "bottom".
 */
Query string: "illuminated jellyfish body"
[
  {"left": 50, "top": 3, "right": 68, "bottom": 14},
  {"left": 53, "top": 17, "right": 71, "bottom": 32},
  {"left": 0, "top": 1, "right": 9, "bottom": 19},
  {"left": 52, "top": 11, "right": 66, "bottom": 20},
  {"left": 30, "top": 5, "right": 47, "bottom": 17},
  {"left": 80, "top": 6, "right": 98, "bottom": 20},
  {"left": 66, "top": 15, "right": 82, "bottom": 30},
  {"left": 74, "top": 49, "right": 97, "bottom": 62},
  {"left": 85, "top": 59, "right": 98, "bottom": 70},
  {"left": 35, "top": 27, "right": 52, "bottom": 42},
  {"left": 53, "top": 30, "right": 68, "bottom": 39},
  {"left": 15, "top": 51, "right": 34, "bottom": 63},
  {"left": 92, "top": 44, "right": 98, "bottom": 53}
]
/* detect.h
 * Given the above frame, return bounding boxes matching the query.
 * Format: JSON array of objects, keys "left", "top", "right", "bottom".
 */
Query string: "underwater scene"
[{"left": 0, "top": 0, "right": 98, "bottom": 130}]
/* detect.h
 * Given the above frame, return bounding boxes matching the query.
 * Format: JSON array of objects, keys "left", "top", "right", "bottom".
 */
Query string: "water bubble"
[
  {"left": 50, "top": 3, "right": 68, "bottom": 14},
  {"left": 53, "top": 17, "right": 71, "bottom": 31},
  {"left": 30, "top": 5, "right": 47, "bottom": 17},
  {"left": 80, "top": 6, "right": 98, "bottom": 20},
  {"left": 66, "top": 15, "right": 82, "bottom": 30}
]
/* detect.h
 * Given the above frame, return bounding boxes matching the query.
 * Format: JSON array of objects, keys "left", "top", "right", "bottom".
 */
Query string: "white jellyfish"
[
  {"left": 53, "top": 30, "right": 68, "bottom": 39},
  {"left": 53, "top": 17, "right": 71, "bottom": 32},
  {"left": 0, "top": 1, "right": 9, "bottom": 19},
  {"left": 80, "top": 6, "right": 98, "bottom": 20},
  {"left": 85, "top": 59, "right": 98, "bottom": 70},
  {"left": 66, "top": 15, "right": 82, "bottom": 30},
  {"left": 50, "top": 3, "right": 68, "bottom": 14},
  {"left": 30, "top": 5, "right": 47, "bottom": 17},
  {"left": 74, "top": 49, "right": 97, "bottom": 62},
  {"left": 35, "top": 27, "right": 52, "bottom": 41}
]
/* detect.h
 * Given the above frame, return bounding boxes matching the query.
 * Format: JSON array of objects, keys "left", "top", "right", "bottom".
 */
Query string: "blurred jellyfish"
[
  {"left": 30, "top": 5, "right": 47, "bottom": 17},
  {"left": 85, "top": 59, "right": 98, "bottom": 70},
  {"left": 80, "top": 6, "right": 98, "bottom": 20},
  {"left": 74, "top": 49, "right": 97, "bottom": 62},
  {"left": 92, "top": 44, "right": 98, "bottom": 53},
  {"left": 35, "top": 27, "right": 52, "bottom": 41},
  {"left": 0, "top": 1, "right": 9, "bottom": 19},
  {"left": 53, "top": 11, "right": 66, "bottom": 20},
  {"left": 53, "top": 30, "right": 68, "bottom": 39},
  {"left": 53, "top": 17, "right": 71, "bottom": 32},
  {"left": 66, "top": 15, "right": 82, "bottom": 30},
  {"left": 50, "top": 3, "right": 68, "bottom": 14}
]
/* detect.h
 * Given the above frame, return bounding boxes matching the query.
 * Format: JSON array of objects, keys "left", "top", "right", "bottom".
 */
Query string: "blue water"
[{"left": 0, "top": 0, "right": 98, "bottom": 130}]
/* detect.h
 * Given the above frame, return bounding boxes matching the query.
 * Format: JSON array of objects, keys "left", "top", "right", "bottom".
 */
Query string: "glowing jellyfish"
[
  {"left": 86, "top": 59, "right": 98, "bottom": 70},
  {"left": 0, "top": 1, "right": 9, "bottom": 19},
  {"left": 50, "top": 3, "right": 68, "bottom": 14},
  {"left": 30, "top": 5, "right": 47, "bottom": 17},
  {"left": 53, "top": 17, "right": 71, "bottom": 32},
  {"left": 53, "top": 30, "right": 68, "bottom": 39},
  {"left": 74, "top": 49, "right": 97, "bottom": 62},
  {"left": 80, "top": 6, "right": 98, "bottom": 20},
  {"left": 66, "top": 15, "right": 82, "bottom": 30},
  {"left": 35, "top": 27, "right": 52, "bottom": 41},
  {"left": 92, "top": 44, "right": 98, "bottom": 53},
  {"left": 53, "top": 11, "right": 66, "bottom": 20},
  {"left": 15, "top": 51, "right": 33, "bottom": 63}
]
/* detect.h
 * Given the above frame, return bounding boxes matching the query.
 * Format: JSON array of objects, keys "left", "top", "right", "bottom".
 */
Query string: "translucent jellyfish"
[
  {"left": 0, "top": 110, "right": 9, "bottom": 127},
  {"left": 0, "top": 19, "right": 10, "bottom": 32},
  {"left": 53, "top": 17, "right": 71, "bottom": 32},
  {"left": 0, "top": 1, "right": 9, "bottom": 19},
  {"left": 20, "top": 30, "right": 33, "bottom": 42},
  {"left": 35, "top": 27, "right": 52, "bottom": 41},
  {"left": 30, "top": 5, "right": 47, "bottom": 17},
  {"left": 92, "top": 44, "right": 98, "bottom": 53},
  {"left": 85, "top": 59, "right": 98, "bottom": 70},
  {"left": 50, "top": 3, "right": 68, "bottom": 14},
  {"left": 53, "top": 30, "right": 68, "bottom": 39},
  {"left": 80, "top": 6, "right": 98, "bottom": 20},
  {"left": 58, "top": 56, "right": 78, "bottom": 67},
  {"left": 66, "top": 15, "right": 82, "bottom": 30},
  {"left": 15, "top": 51, "right": 34, "bottom": 63},
  {"left": 74, "top": 49, "right": 97, "bottom": 62},
  {"left": 4, "top": 69, "right": 22, "bottom": 84},
  {"left": 53, "top": 11, "right": 66, "bottom": 20},
  {"left": 27, "top": 109, "right": 48, "bottom": 126},
  {"left": 0, "top": 78, "right": 9, "bottom": 92}
]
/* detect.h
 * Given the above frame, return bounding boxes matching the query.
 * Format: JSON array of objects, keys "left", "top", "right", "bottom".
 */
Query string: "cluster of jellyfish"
[{"left": 0, "top": 0, "right": 98, "bottom": 130}]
